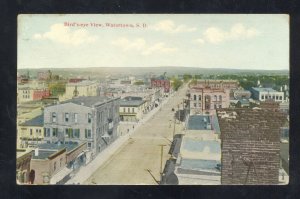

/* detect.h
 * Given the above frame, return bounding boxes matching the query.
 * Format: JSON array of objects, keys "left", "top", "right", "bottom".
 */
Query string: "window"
[
  {"left": 54, "top": 162, "right": 56, "bottom": 171},
  {"left": 194, "top": 95, "right": 196, "bottom": 100},
  {"left": 65, "top": 128, "right": 73, "bottom": 138},
  {"left": 214, "top": 104, "right": 217, "bottom": 109},
  {"left": 199, "top": 95, "right": 201, "bottom": 101},
  {"left": 276, "top": 96, "right": 278, "bottom": 100},
  {"left": 132, "top": 108, "right": 134, "bottom": 113},
  {"left": 279, "top": 96, "right": 283, "bottom": 100},
  {"left": 88, "top": 142, "right": 92, "bottom": 148},
  {"left": 30, "top": 129, "right": 32, "bottom": 136},
  {"left": 123, "top": 108, "right": 126, "bottom": 113},
  {"left": 214, "top": 95, "right": 217, "bottom": 101},
  {"left": 85, "top": 129, "right": 92, "bottom": 138},
  {"left": 219, "top": 95, "right": 222, "bottom": 101},
  {"left": 194, "top": 103, "right": 197, "bottom": 107},
  {"left": 65, "top": 113, "right": 69, "bottom": 122},
  {"left": 128, "top": 108, "right": 130, "bottom": 113},
  {"left": 60, "top": 158, "right": 63, "bottom": 167},
  {"left": 52, "top": 112, "right": 57, "bottom": 123},
  {"left": 74, "top": 113, "right": 78, "bottom": 123},
  {"left": 44, "top": 128, "right": 50, "bottom": 137},
  {"left": 88, "top": 113, "right": 92, "bottom": 123},
  {"left": 272, "top": 95, "right": 275, "bottom": 99},
  {"left": 73, "top": 129, "right": 80, "bottom": 138},
  {"left": 219, "top": 105, "right": 222, "bottom": 108},
  {"left": 53, "top": 128, "right": 58, "bottom": 137},
  {"left": 261, "top": 95, "right": 264, "bottom": 100},
  {"left": 65, "top": 129, "right": 68, "bottom": 137}
]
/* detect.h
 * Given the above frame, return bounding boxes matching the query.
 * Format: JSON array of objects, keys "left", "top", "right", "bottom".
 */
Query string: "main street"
[{"left": 84, "top": 84, "right": 189, "bottom": 185}]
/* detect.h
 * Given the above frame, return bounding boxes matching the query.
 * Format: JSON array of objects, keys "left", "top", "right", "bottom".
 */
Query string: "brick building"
[
  {"left": 194, "top": 79, "right": 239, "bottom": 90},
  {"left": 151, "top": 78, "right": 170, "bottom": 94},
  {"left": 188, "top": 86, "right": 230, "bottom": 115},
  {"left": 217, "top": 108, "right": 286, "bottom": 185}
]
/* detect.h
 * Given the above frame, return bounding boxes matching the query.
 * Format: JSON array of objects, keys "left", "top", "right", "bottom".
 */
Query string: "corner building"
[{"left": 43, "top": 96, "right": 120, "bottom": 156}]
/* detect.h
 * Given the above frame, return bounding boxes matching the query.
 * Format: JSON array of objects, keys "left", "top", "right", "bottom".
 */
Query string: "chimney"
[{"left": 34, "top": 148, "right": 39, "bottom": 156}]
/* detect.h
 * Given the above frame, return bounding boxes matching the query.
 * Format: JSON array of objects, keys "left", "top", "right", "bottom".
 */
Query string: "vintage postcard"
[{"left": 17, "top": 14, "right": 289, "bottom": 185}]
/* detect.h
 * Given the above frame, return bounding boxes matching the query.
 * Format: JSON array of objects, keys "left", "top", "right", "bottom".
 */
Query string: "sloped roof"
[{"left": 20, "top": 114, "right": 44, "bottom": 127}]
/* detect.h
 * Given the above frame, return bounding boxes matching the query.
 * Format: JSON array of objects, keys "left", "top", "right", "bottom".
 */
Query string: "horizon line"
[{"left": 17, "top": 66, "right": 289, "bottom": 71}]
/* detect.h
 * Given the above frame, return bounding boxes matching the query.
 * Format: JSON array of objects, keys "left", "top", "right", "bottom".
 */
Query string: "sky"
[{"left": 18, "top": 14, "right": 289, "bottom": 70}]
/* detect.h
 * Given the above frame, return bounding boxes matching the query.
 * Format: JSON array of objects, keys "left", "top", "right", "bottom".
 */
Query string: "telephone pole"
[{"left": 159, "top": 144, "right": 167, "bottom": 181}]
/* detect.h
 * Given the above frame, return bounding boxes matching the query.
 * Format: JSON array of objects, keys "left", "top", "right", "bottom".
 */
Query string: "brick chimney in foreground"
[{"left": 217, "top": 108, "right": 286, "bottom": 185}]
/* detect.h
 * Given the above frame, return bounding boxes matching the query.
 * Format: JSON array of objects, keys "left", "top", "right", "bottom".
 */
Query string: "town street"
[{"left": 84, "top": 84, "right": 188, "bottom": 185}]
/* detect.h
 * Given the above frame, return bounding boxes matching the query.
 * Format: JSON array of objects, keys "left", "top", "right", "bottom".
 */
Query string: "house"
[
  {"left": 30, "top": 142, "right": 87, "bottom": 185},
  {"left": 43, "top": 96, "right": 120, "bottom": 156},
  {"left": 119, "top": 97, "right": 147, "bottom": 122},
  {"left": 18, "top": 114, "right": 44, "bottom": 148}
]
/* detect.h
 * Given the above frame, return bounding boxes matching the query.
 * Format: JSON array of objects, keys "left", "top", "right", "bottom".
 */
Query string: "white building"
[
  {"left": 251, "top": 87, "right": 284, "bottom": 102},
  {"left": 43, "top": 96, "right": 120, "bottom": 156},
  {"left": 61, "top": 80, "right": 99, "bottom": 101}
]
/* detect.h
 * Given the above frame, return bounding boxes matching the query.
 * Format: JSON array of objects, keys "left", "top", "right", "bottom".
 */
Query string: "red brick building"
[
  {"left": 151, "top": 78, "right": 170, "bottom": 93},
  {"left": 33, "top": 89, "right": 50, "bottom": 100},
  {"left": 217, "top": 108, "right": 286, "bottom": 185}
]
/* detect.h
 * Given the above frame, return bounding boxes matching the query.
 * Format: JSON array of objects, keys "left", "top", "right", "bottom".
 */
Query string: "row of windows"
[
  {"left": 22, "top": 95, "right": 30, "bottom": 99},
  {"left": 122, "top": 107, "right": 136, "bottom": 113},
  {"left": 261, "top": 95, "right": 283, "bottom": 100},
  {"left": 51, "top": 112, "right": 91, "bottom": 123},
  {"left": 193, "top": 95, "right": 223, "bottom": 101},
  {"left": 29, "top": 129, "right": 42, "bottom": 136},
  {"left": 194, "top": 103, "right": 222, "bottom": 108},
  {"left": 44, "top": 128, "right": 92, "bottom": 138}
]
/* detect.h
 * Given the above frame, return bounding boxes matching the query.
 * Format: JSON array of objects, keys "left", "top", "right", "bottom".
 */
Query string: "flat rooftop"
[
  {"left": 252, "top": 87, "right": 277, "bottom": 92},
  {"left": 63, "top": 96, "right": 117, "bottom": 107},
  {"left": 31, "top": 142, "right": 80, "bottom": 160},
  {"left": 187, "top": 115, "right": 211, "bottom": 130}
]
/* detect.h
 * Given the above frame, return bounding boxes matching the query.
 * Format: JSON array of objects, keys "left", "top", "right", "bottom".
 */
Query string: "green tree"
[
  {"left": 172, "top": 78, "right": 183, "bottom": 91},
  {"left": 48, "top": 82, "right": 66, "bottom": 96}
]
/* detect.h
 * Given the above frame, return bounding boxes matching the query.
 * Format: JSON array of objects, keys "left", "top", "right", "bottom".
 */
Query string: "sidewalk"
[{"left": 65, "top": 96, "right": 172, "bottom": 184}]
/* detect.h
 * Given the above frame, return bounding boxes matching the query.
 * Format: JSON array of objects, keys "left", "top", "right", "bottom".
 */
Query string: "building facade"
[
  {"left": 63, "top": 80, "right": 99, "bottom": 100},
  {"left": 18, "top": 114, "right": 44, "bottom": 148},
  {"left": 17, "top": 86, "right": 50, "bottom": 103},
  {"left": 194, "top": 79, "right": 239, "bottom": 90},
  {"left": 43, "top": 96, "right": 120, "bottom": 155},
  {"left": 119, "top": 97, "right": 147, "bottom": 122},
  {"left": 188, "top": 86, "right": 230, "bottom": 115},
  {"left": 30, "top": 142, "right": 87, "bottom": 185},
  {"left": 151, "top": 78, "right": 170, "bottom": 93},
  {"left": 251, "top": 87, "right": 284, "bottom": 102}
]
